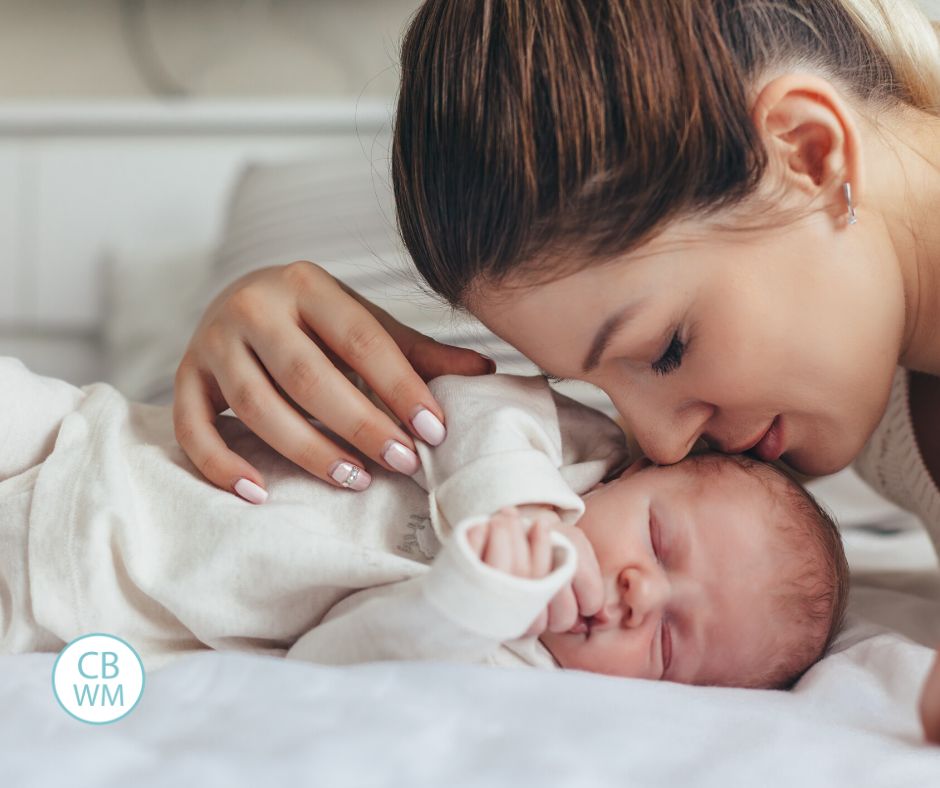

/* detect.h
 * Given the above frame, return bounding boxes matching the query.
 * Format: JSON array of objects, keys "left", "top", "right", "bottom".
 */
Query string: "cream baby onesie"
[{"left": 0, "top": 358, "right": 629, "bottom": 671}]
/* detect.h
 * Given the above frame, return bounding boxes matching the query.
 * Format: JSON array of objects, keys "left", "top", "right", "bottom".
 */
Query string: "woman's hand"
[{"left": 173, "top": 261, "right": 494, "bottom": 502}]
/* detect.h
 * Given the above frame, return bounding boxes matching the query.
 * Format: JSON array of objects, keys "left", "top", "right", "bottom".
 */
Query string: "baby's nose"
[{"left": 618, "top": 567, "right": 669, "bottom": 626}]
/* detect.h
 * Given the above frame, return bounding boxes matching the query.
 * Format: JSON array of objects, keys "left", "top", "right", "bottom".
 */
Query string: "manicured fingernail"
[
  {"left": 234, "top": 478, "right": 268, "bottom": 504},
  {"left": 411, "top": 407, "right": 446, "bottom": 446},
  {"left": 328, "top": 461, "right": 372, "bottom": 491},
  {"left": 382, "top": 440, "right": 420, "bottom": 475}
]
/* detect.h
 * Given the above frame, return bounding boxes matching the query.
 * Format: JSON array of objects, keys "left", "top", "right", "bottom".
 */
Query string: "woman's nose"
[
  {"left": 614, "top": 395, "right": 713, "bottom": 466},
  {"left": 618, "top": 566, "right": 669, "bottom": 628}
]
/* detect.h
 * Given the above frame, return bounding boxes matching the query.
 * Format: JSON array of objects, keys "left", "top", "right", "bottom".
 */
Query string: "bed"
[{"left": 1, "top": 101, "right": 939, "bottom": 786}]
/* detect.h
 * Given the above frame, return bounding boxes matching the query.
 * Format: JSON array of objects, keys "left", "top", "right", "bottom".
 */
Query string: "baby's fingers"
[
  {"left": 466, "top": 523, "right": 488, "bottom": 557},
  {"left": 546, "top": 585, "right": 579, "bottom": 633},
  {"left": 482, "top": 513, "right": 514, "bottom": 573},
  {"left": 507, "top": 510, "right": 532, "bottom": 578},
  {"left": 528, "top": 520, "right": 553, "bottom": 579}
]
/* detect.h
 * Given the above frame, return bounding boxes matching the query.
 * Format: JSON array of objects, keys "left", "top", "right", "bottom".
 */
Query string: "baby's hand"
[
  {"left": 466, "top": 506, "right": 557, "bottom": 637},
  {"left": 513, "top": 505, "right": 605, "bottom": 634},
  {"left": 466, "top": 506, "right": 555, "bottom": 579},
  {"left": 466, "top": 504, "right": 604, "bottom": 638}
]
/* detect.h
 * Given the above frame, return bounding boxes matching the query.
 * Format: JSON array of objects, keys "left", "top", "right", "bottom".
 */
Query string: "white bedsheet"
[{"left": 2, "top": 529, "right": 940, "bottom": 787}]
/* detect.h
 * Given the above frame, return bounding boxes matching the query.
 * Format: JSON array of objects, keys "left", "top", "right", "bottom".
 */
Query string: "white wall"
[{"left": 0, "top": 0, "right": 421, "bottom": 98}]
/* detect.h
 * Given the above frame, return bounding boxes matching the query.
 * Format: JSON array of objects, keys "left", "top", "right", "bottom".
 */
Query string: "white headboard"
[{"left": 0, "top": 100, "right": 391, "bottom": 382}]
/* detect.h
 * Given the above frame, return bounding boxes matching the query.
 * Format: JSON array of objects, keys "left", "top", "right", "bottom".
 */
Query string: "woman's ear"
[{"left": 750, "top": 72, "right": 864, "bottom": 218}]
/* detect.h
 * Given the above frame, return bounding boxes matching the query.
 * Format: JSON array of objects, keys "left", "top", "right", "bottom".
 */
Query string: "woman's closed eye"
[{"left": 652, "top": 330, "right": 685, "bottom": 376}]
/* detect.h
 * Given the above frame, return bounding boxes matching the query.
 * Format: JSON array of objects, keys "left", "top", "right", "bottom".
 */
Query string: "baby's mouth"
[
  {"left": 569, "top": 616, "right": 591, "bottom": 637},
  {"left": 570, "top": 605, "right": 616, "bottom": 637}
]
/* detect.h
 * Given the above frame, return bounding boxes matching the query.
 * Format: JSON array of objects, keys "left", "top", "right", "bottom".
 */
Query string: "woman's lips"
[
  {"left": 753, "top": 416, "right": 785, "bottom": 462},
  {"left": 720, "top": 415, "right": 785, "bottom": 461}
]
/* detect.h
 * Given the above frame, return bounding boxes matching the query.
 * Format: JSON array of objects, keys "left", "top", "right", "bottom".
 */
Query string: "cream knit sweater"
[{"left": 854, "top": 366, "right": 940, "bottom": 550}]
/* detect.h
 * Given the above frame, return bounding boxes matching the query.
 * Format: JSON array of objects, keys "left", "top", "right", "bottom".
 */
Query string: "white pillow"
[
  {"left": 102, "top": 246, "right": 213, "bottom": 404},
  {"left": 210, "top": 140, "right": 404, "bottom": 295}
]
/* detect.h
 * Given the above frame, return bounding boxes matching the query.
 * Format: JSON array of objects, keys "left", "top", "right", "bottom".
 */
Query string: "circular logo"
[{"left": 52, "top": 633, "right": 145, "bottom": 724}]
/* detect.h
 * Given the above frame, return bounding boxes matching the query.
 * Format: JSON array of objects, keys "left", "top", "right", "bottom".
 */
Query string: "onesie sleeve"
[
  {"left": 284, "top": 515, "right": 576, "bottom": 666},
  {"left": 411, "top": 374, "right": 631, "bottom": 539}
]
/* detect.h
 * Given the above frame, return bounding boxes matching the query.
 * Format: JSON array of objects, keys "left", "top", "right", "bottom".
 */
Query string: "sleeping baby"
[{"left": 0, "top": 357, "right": 847, "bottom": 688}]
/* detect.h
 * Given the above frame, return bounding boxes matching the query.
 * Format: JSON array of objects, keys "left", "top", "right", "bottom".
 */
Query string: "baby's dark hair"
[{"left": 685, "top": 452, "right": 849, "bottom": 691}]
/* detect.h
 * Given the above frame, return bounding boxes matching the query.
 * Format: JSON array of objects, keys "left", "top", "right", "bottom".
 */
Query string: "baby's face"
[{"left": 540, "top": 457, "right": 791, "bottom": 685}]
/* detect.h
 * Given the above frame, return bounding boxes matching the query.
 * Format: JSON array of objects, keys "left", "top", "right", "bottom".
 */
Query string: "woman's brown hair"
[{"left": 392, "top": 0, "right": 940, "bottom": 307}]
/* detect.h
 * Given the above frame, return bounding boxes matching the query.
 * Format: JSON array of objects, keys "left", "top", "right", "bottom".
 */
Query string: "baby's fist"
[{"left": 466, "top": 506, "right": 555, "bottom": 582}]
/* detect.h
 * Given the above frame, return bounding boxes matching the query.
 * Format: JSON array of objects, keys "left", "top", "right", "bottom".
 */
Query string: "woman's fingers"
[
  {"left": 297, "top": 266, "right": 454, "bottom": 447},
  {"left": 211, "top": 341, "right": 377, "bottom": 491},
  {"left": 173, "top": 360, "right": 269, "bottom": 501},
  {"left": 249, "top": 322, "right": 424, "bottom": 475},
  {"left": 338, "top": 276, "right": 495, "bottom": 382},
  {"left": 397, "top": 329, "right": 496, "bottom": 381},
  {"left": 173, "top": 260, "right": 497, "bottom": 501}
]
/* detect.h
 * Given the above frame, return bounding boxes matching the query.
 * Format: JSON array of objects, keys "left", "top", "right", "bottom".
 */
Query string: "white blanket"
[{"left": 2, "top": 529, "right": 939, "bottom": 787}]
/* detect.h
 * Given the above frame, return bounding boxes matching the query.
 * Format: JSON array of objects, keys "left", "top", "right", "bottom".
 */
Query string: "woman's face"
[{"left": 470, "top": 212, "right": 905, "bottom": 476}]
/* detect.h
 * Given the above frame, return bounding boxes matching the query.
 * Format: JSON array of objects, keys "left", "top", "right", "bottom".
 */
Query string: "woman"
[{"left": 172, "top": 1, "right": 940, "bottom": 738}]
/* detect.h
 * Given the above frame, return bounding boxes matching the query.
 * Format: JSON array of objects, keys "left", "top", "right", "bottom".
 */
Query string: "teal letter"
[
  {"left": 73, "top": 683, "right": 99, "bottom": 706},
  {"left": 78, "top": 652, "right": 99, "bottom": 679},
  {"left": 101, "top": 652, "right": 119, "bottom": 680},
  {"left": 101, "top": 683, "right": 125, "bottom": 707}
]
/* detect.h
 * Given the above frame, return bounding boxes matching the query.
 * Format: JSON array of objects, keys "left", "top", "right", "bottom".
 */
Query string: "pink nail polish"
[
  {"left": 411, "top": 407, "right": 446, "bottom": 446},
  {"left": 234, "top": 478, "right": 268, "bottom": 504},
  {"left": 382, "top": 440, "right": 420, "bottom": 475},
  {"left": 329, "top": 461, "right": 372, "bottom": 491}
]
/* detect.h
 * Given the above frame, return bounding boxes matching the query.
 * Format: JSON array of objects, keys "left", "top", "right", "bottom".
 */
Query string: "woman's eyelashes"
[{"left": 651, "top": 330, "right": 685, "bottom": 376}]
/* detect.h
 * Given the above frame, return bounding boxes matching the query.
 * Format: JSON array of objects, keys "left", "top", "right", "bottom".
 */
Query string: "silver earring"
[{"left": 843, "top": 182, "right": 858, "bottom": 225}]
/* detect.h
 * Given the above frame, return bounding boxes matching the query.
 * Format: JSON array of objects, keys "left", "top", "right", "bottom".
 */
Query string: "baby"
[{"left": 0, "top": 357, "right": 847, "bottom": 688}]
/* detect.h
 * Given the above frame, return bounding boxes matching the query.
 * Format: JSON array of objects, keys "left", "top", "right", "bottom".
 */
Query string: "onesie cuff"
[
  {"left": 421, "top": 514, "right": 577, "bottom": 642},
  {"left": 427, "top": 450, "right": 586, "bottom": 540}
]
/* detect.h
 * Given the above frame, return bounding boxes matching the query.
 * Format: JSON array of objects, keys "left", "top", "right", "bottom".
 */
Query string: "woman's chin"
[{"left": 782, "top": 445, "right": 850, "bottom": 478}]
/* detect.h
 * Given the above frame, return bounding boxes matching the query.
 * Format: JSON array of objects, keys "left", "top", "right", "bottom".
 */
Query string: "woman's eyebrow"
[{"left": 581, "top": 299, "right": 647, "bottom": 373}]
